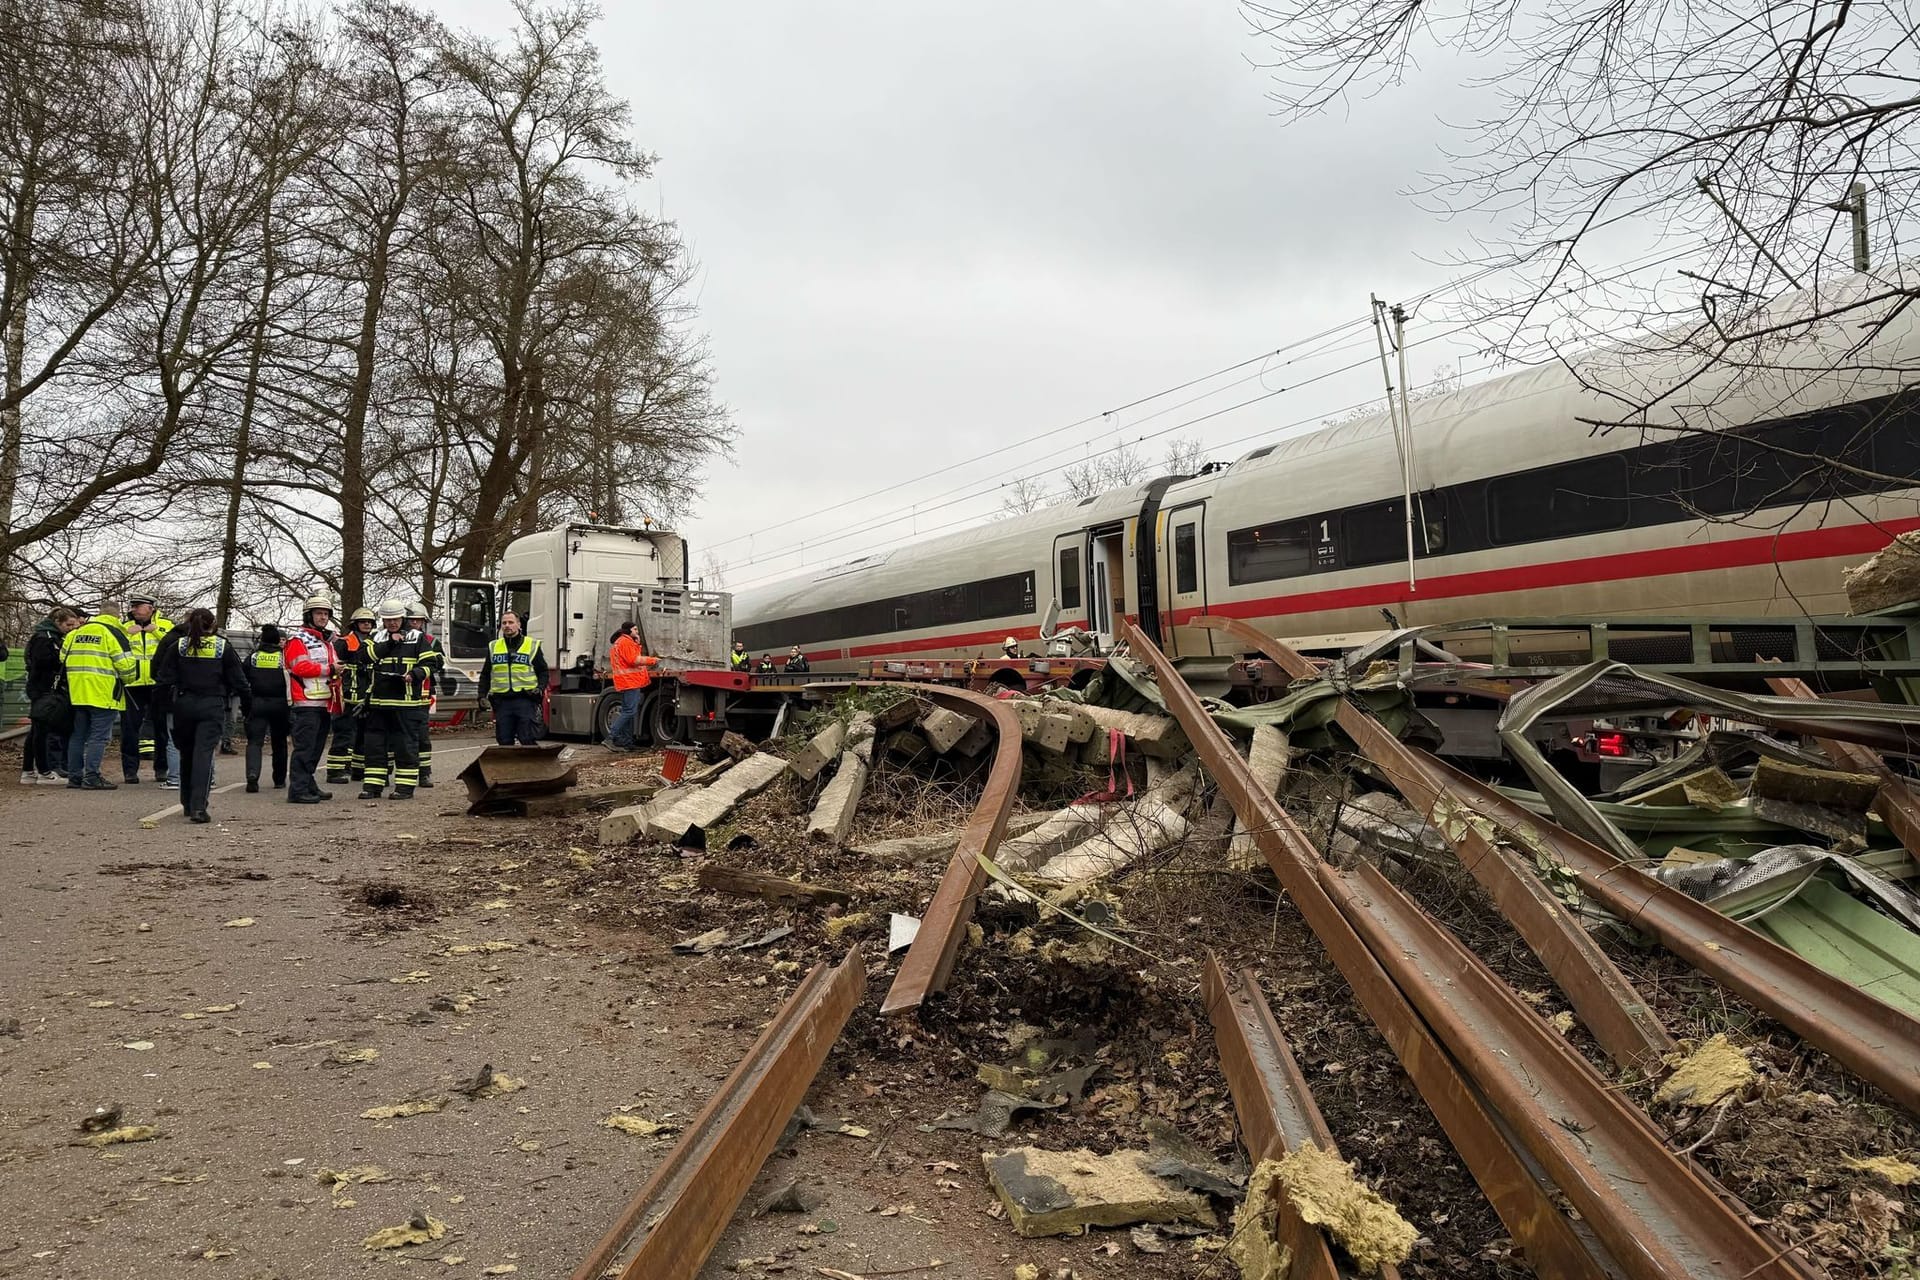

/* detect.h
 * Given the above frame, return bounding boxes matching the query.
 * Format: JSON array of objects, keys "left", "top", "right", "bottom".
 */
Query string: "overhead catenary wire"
[{"left": 724, "top": 240, "right": 1706, "bottom": 590}]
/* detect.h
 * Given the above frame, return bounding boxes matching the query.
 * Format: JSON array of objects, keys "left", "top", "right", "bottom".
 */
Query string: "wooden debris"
[
  {"left": 806, "top": 750, "right": 870, "bottom": 846},
  {"left": 697, "top": 864, "right": 852, "bottom": 907},
  {"left": 1228, "top": 726, "right": 1291, "bottom": 871},
  {"left": 646, "top": 753, "right": 789, "bottom": 846},
  {"left": 790, "top": 721, "right": 846, "bottom": 783},
  {"left": 519, "top": 780, "right": 661, "bottom": 819},
  {"left": 1751, "top": 757, "right": 1881, "bottom": 811}
]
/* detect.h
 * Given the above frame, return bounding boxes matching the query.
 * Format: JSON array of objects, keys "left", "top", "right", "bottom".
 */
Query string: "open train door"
[
  {"left": 1159, "top": 501, "right": 1210, "bottom": 657},
  {"left": 1048, "top": 532, "right": 1091, "bottom": 647}
]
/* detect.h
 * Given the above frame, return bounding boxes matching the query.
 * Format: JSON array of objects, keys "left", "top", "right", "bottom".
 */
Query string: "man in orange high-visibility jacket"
[{"left": 605, "top": 621, "right": 658, "bottom": 750}]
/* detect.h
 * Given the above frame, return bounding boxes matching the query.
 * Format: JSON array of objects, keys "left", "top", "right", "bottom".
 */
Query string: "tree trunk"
[
  {"left": 215, "top": 204, "right": 279, "bottom": 626},
  {"left": 0, "top": 194, "right": 33, "bottom": 610}
]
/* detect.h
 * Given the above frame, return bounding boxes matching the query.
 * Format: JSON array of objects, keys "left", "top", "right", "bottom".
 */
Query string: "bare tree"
[
  {"left": 997, "top": 474, "right": 1055, "bottom": 518},
  {"left": 1246, "top": 0, "right": 1920, "bottom": 409}
]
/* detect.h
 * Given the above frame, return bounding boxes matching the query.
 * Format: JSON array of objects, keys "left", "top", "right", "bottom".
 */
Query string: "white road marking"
[{"left": 137, "top": 781, "right": 247, "bottom": 830}]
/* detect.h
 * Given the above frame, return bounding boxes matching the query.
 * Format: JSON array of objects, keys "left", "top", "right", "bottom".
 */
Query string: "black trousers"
[
  {"left": 288, "top": 708, "right": 330, "bottom": 799},
  {"left": 246, "top": 703, "right": 290, "bottom": 785},
  {"left": 24, "top": 721, "right": 54, "bottom": 773},
  {"left": 327, "top": 710, "right": 362, "bottom": 779},
  {"left": 404, "top": 705, "right": 432, "bottom": 778},
  {"left": 492, "top": 695, "right": 542, "bottom": 745},
  {"left": 362, "top": 706, "right": 419, "bottom": 794},
  {"left": 171, "top": 694, "right": 223, "bottom": 816},
  {"left": 120, "top": 688, "right": 169, "bottom": 781}
]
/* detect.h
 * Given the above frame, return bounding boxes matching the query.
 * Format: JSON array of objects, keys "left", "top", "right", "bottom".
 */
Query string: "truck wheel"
[
  {"left": 648, "top": 693, "right": 688, "bottom": 746},
  {"left": 594, "top": 692, "right": 622, "bottom": 744}
]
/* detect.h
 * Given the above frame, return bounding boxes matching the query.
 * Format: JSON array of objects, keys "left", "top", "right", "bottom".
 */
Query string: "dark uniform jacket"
[
  {"left": 152, "top": 632, "right": 251, "bottom": 715},
  {"left": 244, "top": 648, "right": 288, "bottom": 705}
]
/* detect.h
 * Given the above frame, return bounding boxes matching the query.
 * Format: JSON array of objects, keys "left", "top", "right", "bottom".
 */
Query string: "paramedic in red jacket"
[{"left": 282, "top": 594, "right": 341, "bottom": 803}]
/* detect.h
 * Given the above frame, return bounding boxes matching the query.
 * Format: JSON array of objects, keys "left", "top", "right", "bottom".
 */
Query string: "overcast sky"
[{"left": 438, "top": 1, "right": 1510, "bottom": 591}]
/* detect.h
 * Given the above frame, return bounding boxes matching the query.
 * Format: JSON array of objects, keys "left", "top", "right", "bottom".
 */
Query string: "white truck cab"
[{"left": 443, "top": 523, "right": 731, "bottom": 740}]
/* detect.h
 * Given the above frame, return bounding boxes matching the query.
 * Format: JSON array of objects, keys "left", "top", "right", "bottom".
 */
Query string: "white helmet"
[
  {"left": 303, "top": 594, "right": 334, "bottom": 621},
  {"left": 378, "top": 598, "right": 407, "bottom": 620}
]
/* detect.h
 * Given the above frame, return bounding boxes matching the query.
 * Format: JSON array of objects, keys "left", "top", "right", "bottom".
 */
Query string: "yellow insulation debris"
[
  {"left": 1225, "top": 1159, "right": 1293, "bottom": 1280},
  {"left": 1272, "top": 1144, "right": 1416, "bottom": 1272},
  {"left": 1654, "top": 1034, "right": 1755, "bottom": 1107}
]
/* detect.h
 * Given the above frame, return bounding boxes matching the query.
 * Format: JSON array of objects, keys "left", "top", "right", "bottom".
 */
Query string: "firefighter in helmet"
[
  {"left": 402, "top": 600, "right": 444, "bottom": 787},
  {"left": 328, "top": 607, "right": 377, "bottom": 784}
]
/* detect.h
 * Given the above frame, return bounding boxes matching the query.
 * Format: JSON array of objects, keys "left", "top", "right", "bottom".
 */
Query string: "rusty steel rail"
[
  {"left": 1123, "top": 620, "right": 1611, "bottom": 1279},
  {"left": 871, "top": 683, "right": 1024, "bottom": 1015},
  {"left": 570, "top": 947, "right": 867, "bottom": 1280},
  {"left": 1130, "top": 619, "right": 1826, "bottom": 1279},
  {"left": 1204, "top": 955, "right": 1395, "bottom": 1280},
  {"left": 1766, "top": 673, "right": 1920, "bottom": 858},
  {"left": 1195, "top": 614, "right": 1674, "bottom": 1071},
  {"left": 1198, "top": 614, "right": 1920, "bottom": 1116}
]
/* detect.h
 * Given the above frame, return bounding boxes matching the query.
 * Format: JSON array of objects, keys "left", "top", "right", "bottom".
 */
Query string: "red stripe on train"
[
  {"left": 1162, "top": 515, "right": 1920, "bottom": 627},
  {"left": 836, "top": 517, "right": 1920, "bottom": 659}
]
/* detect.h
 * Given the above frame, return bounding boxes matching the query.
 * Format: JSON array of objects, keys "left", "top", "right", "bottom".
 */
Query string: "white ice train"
[{"left": 733, "top": 276, "right": 1920, "bottom": 668}]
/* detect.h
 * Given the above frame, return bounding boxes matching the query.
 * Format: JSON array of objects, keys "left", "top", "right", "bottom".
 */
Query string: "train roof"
[{"left": 738, "top": 267, "right": 1920, "bottom": 611}]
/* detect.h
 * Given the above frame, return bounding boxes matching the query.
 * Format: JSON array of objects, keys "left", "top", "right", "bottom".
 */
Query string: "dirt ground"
[{"left": 0, "top": 734, "right": 1098, "bottom": 1280}]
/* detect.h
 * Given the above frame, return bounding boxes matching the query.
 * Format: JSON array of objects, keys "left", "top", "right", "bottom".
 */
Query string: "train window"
[
  {"left": 1488, "top": 454, "right": 1631, "bottom": 544},
  {"left": 1058, "top": 547, "right": 1082, "bottom": 610},
  {"left": 1174, "top": 523, "right": 1198, "bottom": 594},
  {"left": 1343, "top": 499, "right": 1451, "bottom": 568},
  {"left": 1227, "top": 518, "right": 1314, "bottom": 584}
]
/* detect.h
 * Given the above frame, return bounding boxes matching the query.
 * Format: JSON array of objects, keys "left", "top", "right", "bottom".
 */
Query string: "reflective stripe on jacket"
[
  {"left": 60, "top": 614, "right": 136, "bottom": 710},
  {"left": 283, "top": 626, "right": 339, "bottom": 710},
  {"left": 610, "top": 634, "right": 658, "bottom": 691},
  {"left": 487, "top": 636, "right": 542, "bottom": 695},
  {"left": 123, "top": 615, "right": 173, "bottom": 687}
]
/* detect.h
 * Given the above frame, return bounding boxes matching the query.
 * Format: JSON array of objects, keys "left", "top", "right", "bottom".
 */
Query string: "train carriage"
[{"left": 735, "top": 275, "right": 1920, "bottom": 667}]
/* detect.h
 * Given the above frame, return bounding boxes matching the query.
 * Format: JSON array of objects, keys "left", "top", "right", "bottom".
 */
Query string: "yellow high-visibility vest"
[{"left": 487, "top": 636, "right": 541, "bottom": 695}]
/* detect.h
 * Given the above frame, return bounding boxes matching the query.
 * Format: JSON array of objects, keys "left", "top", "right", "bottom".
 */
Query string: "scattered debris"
[
  {"left": 327, "top": 1046, "right": 380, "bottom": 1066},
  {"left": 77, "top": 1103, "right": 123, "bottom": 1133},
  {"left": 697, "top": 864, "right": 853, "bottom": 907},
  {"left": 1224, "top": 1160, "right": 1292, "bottom": 1280},
  {"left": 222, "top": 917, "right": 255, "bottom": 928},
  {"left": 1654, "top": 1034, "right": 1757, "bottom": 1108},
  {"left": 602, "top": 1113, "right": 678, "bottom": 1137},
  {"left": 1269, "top": 1145, "right": 1417, "bottom": 1272},
  {"left": 754, "top": 1179, "right": 826, "bottom": 1216},
  {"left": 806, "top": 748, "right": 871, "bottom": 846},
  {"left": 983, "top": 1146, "right": 1217, "bottom": 1238},
  {"left": 361, "top": 1099, "right": 445, "bottom": 1120},
  {"left": 672, "top": 927, "right": 732, "bottom": 955},
  {"left": 1845, "top": 1155, "right": 1920, "bottom": 1186},
  {"left": 647, "top": 752, "right": 790, "bottom": 847},
  {"left": 362, "top": 1211, "right": 448, "bottom": 1250},
  {"left": 824, "top": 912, "right": 873, "bottom": 941},
  {"left": 1842, "top": 528, "right": 1920, "bottom": 614},
  {"left": 75, "top": 1124, "right": 159, "bottom": 1148}
]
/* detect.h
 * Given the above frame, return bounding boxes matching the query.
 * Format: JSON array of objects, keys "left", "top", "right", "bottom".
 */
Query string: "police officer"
[
  {"left": 121, "top": 592, "right": 176, "bottom": 786},
  {"left": 479, "top": 610, "right": 547, "bottom": 745},
  {"left": 283, "top": 594, "right": 340, "bottom": 803},
  {"left": 402, "top": 601, "right": 444, "bottom": 786},
  {"left": 328, "top": 607, "right": 376, "bottom": 783},
  {"left": 243, "top": 624, "right": 290, "bottom": 792},
  {"left": 729, "top": 640, "right": 749, "bottom": 671},
  {"left": 785, "top": 645, "right": 810, "bottom": 673},
  {"left": 61, "top": 604, "right": 138, "bottom": 789},
  {"left": 360, "top": 600, "right": 427, "bottom": 799},
  {"left": 153, "top": 608, "right": 250, "bottom": 824}
]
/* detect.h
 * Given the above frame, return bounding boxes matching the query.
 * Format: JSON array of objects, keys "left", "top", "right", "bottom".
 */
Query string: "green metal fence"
[{"left": 1, "top": 649, "right": 24, "bottom": 731}]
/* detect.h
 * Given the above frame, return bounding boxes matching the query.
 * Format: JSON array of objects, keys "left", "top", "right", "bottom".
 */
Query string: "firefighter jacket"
[
  {"left": 60, "top": 613, "right": 137, "bottom": 710},
  {"left": 123, "top": 614, "right": 173, "bottom": 688},
  {"left": 153, "top": 632, "right": 251, "bottom": 715},
  {"left": 368, "top": 629, "right": 441, "bottom": 708},
  {"left": 609, "top": 634, "right": 657, "bottom": 691},
  {"left": 244, "top": 647, "right": 287, "bottom": 705},
  {"left": 481, "top": 635, "right": 547, "bottom": 699},
  {"left": 334, "top": 628, "right": 375, "bottom": 705},
  {"left": 283, "top": 625, "right": 340, "bottom": 712}
]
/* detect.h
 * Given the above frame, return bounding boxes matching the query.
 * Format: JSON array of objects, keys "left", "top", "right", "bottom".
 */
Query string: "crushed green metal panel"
[{"left": 1754, "top": 879, "right": 1920, "bottom": 1019}]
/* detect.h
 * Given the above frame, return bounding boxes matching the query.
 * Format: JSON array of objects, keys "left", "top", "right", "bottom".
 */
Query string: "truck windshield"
[{"left": 447, "top": 582, "right": 494, "bottom": 659}]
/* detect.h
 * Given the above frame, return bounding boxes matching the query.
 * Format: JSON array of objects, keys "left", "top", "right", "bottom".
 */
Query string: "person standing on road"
[
  {"left": 22, "top": 607, "right": 81, "bottom": 783},
  {"left": 120, "top": 593, "right": 177, "bottom": 788},
  {"left": 243, "top": 624, "right": 290, "bottom": 792},
  {"left": 282, "top": 594, "right": 340, "bottom": 804},
  {"left": 403, "top": 601, "right": 443, "bottom": 788},
  {"left": 605, "top": 621, "right": 658, "bottom": 750},
  {"left": 153, "top": 608, "right": 250, "bottom": 824},
  {"left": 60, "top": 606, "right": 137, "bottom": 789},
  {"left": 361, "top": 600, "right": 425, "bottom": 799},
  {"left": 479, "top": 611, "right": 547, "bottom": 746},
  {"left": 328, "top": 607, "right": 376, "bottom": 784}
]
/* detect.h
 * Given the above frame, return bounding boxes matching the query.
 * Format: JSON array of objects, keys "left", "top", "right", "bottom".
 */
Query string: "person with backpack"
[
  {"left": 22, "top": 607, "right": 81, "bottom": 784},
  {"left": 60, "top": 606, "right": 138, "bottom": 789}
]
